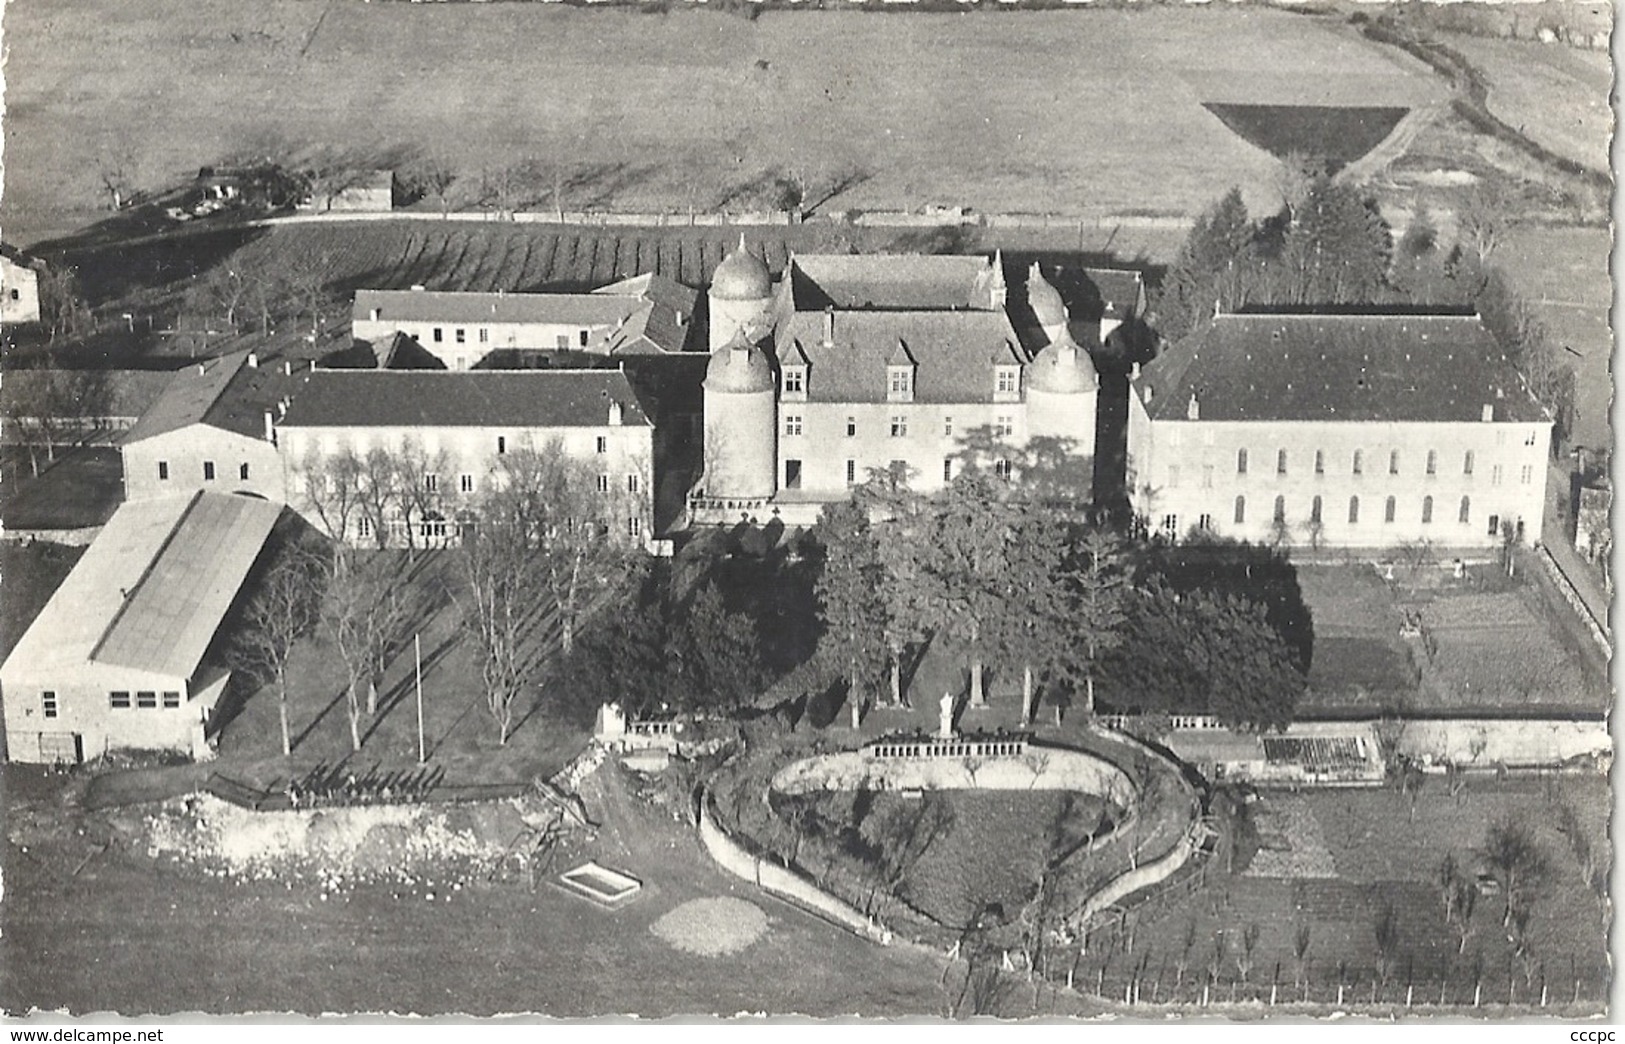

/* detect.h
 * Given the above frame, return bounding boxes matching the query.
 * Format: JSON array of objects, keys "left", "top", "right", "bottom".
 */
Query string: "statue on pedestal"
[{"left": 938, "top": 693, "right": 955, "bottom": 740}]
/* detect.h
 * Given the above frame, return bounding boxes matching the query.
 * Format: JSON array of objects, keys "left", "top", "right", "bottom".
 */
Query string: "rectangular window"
[
  {"left": 1426, "top": 450, "right": 1437, "bottom": 475},
  {"left": 579, "top": 330, "right": 590, "bottom": 348},
  {"left": 136, "top": 691, "right": 157, "bottom": 709},
  {"left": 994, "top": 458, "right": 1013, "bottom": 481},
  {"left": 460, "top": 474, "right": 474, "bottom": 494},
  {"left": 890, "top": 416, "right": 908, "bottom": 438},
  {"left": 1314, "top": 450, "right": 1324, "bottom": 476},
  {"left": 239, "top": 462, "right": 250, "bottom": 481},
  {"left": 158, "top": 461, "right": 169, "bottom": 481},
  {"left": 627, "top": 473, "right": 640, "bottom": 493},
  {"left": 944, "top": 458, "right": 954, "bottom": 483},
  {"left": 1234, "top": 496, "right": 1246, "bottom": 524},
  {"left": 424, "top": 473, "right": 438, "bottom": 493},
  {"left": 557, "top": 334, "right": 570, "bottom": 350},
  {"left": 1237, "top": 448, "right": 1248, "bottom": 475},
  {"left": 497, "top": 436, "right": 507, "bottom": 455},
  {"left": 1161, "top": 514, "right": 1178, "bottom": 536},
  {"left": 162, "top": 691, "right": 180, "bottom": 709},
  {"left": 357, "top": 517, "right": 373, "bottom": 539},
  {"left": 1202, "top": 465, "right": 1214, "bottom": 489},
  {"left": 203, "top": 460, "right": 216, "bottom": 481},
  {"left": 110, "top": 691, "right": 131, "bottom": 710},
  {"left": 995, "top": 369, "right": 1018, "bottom": 394},
  {"left": 1525, "top": 430, "right": 1537, "bottom": 446},
  {"left": 1277, "top": 449, "right": 1288, "bottom": 476},
  {"left": 1487, "top": 515, "right": 1500, "bottom": 537},
  {"left": 783, "top": 370, "right": 805, "bottom": 395},
  {"left": 1352, "top": 450, "right": 1363, "bottom": 476},
  {"left": 41, "top": 691, "right": 56, "bottom": 719},
  {"left": 996, "top": 416, "right": 1014, "bottom": 438},
  {"left": 784, "top": 415, "right": 802, "bottom": 436},
  {"left": 785, "top": 460, "right": 802, "bottom": 489},
  {"left": 1463, "top": 450, "right": 1474, "bottom": 476},
  {"left": 479, "top": 328, "right": 490, "bottom": 344},
  {"left": 455, "top": 328, "right": 466, "bottom": 344},
  {"left": 1520, "top": 464, "right": 1533, "bottom": 485},
  {"left": 1491, "top": 464, "right": 1503, "bottom": 486},
  {"left": 596, "top": 436, "right": 608, "bottom": 454},
  {"left": 944, "top": 416, "right": 953, "bottom": 437},
  {"left": 889, "top": 369, "right": 912, "bottom": 395},
  {"left": 1198, "top": 513, "right": 1214, "bottom": 531},
  {"left": 1384, "top": 496, "right": 1396, "bottom": 523},
  {"left": 846, "top": 417, "right": 857, "bottom": 437},
  {"left": 628, "top": 516, "right": 643, "bottom": 539},
  {"left": 433, "top": 328, "right": 444, "bottom": 343},
  {"left": 596, "top": 474, "right": 609, "bottom": 493},
  {"left": 845, "top": 460, "right": 857, "bottom": 486}
]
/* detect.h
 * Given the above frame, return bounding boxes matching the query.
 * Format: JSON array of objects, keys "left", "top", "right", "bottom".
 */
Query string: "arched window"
[
  {"left": 1234, "top": 496, "right": 1246, "bottom": 524},
  {"left": 1237, "top": 448, "right": 1248, "bottom": 475},
  {"left": 1459, "top": 496, "right": 1471, "bottom": 524},
  {"left": 1352, "top": 449, "right": 1364, "bottom": 475},
  {"left": 1384, "top": 496, "right": 1396, "bottom": 523},
  {"left": 1389, "top": 450, "right": 1400, "bottom": 475},
  {"left": 1273, "top": 495, "right": 1286, "bottom": 523},
  {"left": 1277, "top": 449, "right": 1288, "bottom": 475},
  {"left": 1310, "top": 495, "right": 1323, "bottom": 523},
  {"left": 1426, "top": 450, "right": 1437, "bottom": 476},
  {"left": 1422, "top": 495, "right": 1433, "bottom": 524},
  {"left": 1348, "top": 496, "right": 1360, "bottom": 524}
]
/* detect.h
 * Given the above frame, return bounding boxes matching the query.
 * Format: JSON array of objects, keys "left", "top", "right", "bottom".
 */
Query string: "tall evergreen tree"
[
  {"left": 1155, "top": 187, "right": 1257, "bottom": 339},
  {"left": 812, "top": 499, "right": 891, "bottom": 724}
]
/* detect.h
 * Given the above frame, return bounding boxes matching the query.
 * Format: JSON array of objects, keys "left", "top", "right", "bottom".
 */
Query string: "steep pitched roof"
[
  {"left": 787, "top": 254, "right": 1002, "bottom": 311},
  {"left": 124, "top": 351, "right": 311, "bottom": 442},
  {"left": 278, "top": 369, "right": 652, "bottom": 429},
  {"left": 1077, "top": 267, "right": 1145, "bottom": 321},
  {"left": 2, "top": 492, "right": 281, "bottom": 684},
  {"left": 1137, "top": 313, "right": 1550, "bottom": 424},
  {"left": 778, "top": 310, "right": 1024, "bottom": 404},
  {"left": 354, "top": 289, "right": 639, "bottom": 327}
]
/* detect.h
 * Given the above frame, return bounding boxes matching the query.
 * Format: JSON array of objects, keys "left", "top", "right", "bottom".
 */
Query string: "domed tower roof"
[
  {"left": 704, "top": 330, "right": 775, "bottom": 393},
  {"left": 1027, "top": 262, "right": 1067, "bottom": 329},
  {"left": 711, "top": 236, "right": 772, "bottom": 302},
  {"left": 1026, "top": 330, "right": 1098, "bottom": 395}
]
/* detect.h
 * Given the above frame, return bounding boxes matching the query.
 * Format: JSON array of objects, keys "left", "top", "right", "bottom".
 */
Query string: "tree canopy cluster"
[
  {"left": 1154, "top": 171, "right": 1578, "bottom": 444},
  {"left": 807, "top": 471, "right": 1308, "bottom": 732}
]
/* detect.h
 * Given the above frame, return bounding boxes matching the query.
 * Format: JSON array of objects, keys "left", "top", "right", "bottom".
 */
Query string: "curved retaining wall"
[
  {"left": 696, "top": 792, "right": 890, "bottom": 945},
  {"left": 770, "top": 746, "right": 1135, "bottom": 808}
]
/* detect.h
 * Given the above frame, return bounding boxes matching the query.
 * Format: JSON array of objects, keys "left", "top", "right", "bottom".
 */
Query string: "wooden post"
[{"left": 1336, "top": 983, "right": 1344, "bottom": 1006}]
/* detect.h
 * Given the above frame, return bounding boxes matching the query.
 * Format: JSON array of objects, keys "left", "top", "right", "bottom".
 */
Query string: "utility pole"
[{"left": 415, "top": 632, "right": 426, "bottom": 763}]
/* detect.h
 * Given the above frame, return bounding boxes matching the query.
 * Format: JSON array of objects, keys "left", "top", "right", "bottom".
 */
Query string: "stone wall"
[{"left": 769, "top": 746, "right": 1135, "bottom": 807}]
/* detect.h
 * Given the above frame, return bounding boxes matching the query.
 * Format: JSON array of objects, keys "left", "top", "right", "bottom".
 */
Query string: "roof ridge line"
[{"left": 88, "top": 491, "right": 205, "bottom": 667}]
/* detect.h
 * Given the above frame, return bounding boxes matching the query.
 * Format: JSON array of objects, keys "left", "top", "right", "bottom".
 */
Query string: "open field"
[
  {"left": 1492, "top": 225, "right": 1612, "bottom": 453},
  {"left": 3, "top": 1, "right": 1447, "bottom": 245},
  {"left": 1443, "top": 34, "right": 1612, "bottom": 174},
  {"left": 1, "top": 761, "right": 999, "bottom": 1017},
  {"left": 1110, "top": 776, "right": 1609, "bottom": 1007},
  {"left": 0, "top": 446, "right": 124, "bottom": 532}
]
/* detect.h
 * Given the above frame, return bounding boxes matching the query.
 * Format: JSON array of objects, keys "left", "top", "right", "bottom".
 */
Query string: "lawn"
[
  {"left": 1296, "top": 565, "right": 1417, "bottom": 705},
  {"left": 0, "top": 446, "right": 124, "bottom": 532},
  {"left": 1103, "top": 776, "right": 1609, "bottom": 1009},
  {"left": 3, "top": 1, "right": 1446, "bottom": 245},
  {"left": 212, "top": 549, "right": 589, "bottom": 794},
  {"left": 0, "top": 541, "right": 84, "bottom": 663}
]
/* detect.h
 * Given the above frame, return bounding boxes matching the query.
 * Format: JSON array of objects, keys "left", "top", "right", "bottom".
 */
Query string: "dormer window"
[
  {"left": 994, "top": 365, "right": 1020, "bottom": 402},
  {"left": 782, "top": 365, "right": 807, "bottom": 401},
  {"left": 887, "top": 364, "right": 914, "bottom": 403}
]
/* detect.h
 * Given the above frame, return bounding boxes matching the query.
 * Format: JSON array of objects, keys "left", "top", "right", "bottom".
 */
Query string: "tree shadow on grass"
[
  {"left": 358, "top": 634, "right": 460, "bottom": 748},
  {"left": 291, "top": 686, "right": 351, "bottom": 754}
]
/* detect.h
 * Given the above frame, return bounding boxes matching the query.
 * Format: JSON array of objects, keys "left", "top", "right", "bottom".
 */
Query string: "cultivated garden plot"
[{"left": 1417, "top": 589, "right": 1594, "bottom": 706}]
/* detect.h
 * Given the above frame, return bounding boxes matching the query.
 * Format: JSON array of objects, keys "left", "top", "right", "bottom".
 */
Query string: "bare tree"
[
  {"left": 229, "top": 537, "right": 326, "bottom": 755},
  {"left": 96, "top": 142, "right": 139, "bottom": 210},
  {"left": 403, "top": 155, "right": 459, "bottom": 218}
]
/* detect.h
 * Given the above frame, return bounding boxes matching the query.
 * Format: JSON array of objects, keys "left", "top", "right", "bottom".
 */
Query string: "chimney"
[
  {"left": 283, "top": 359, "right": 293, "bottom": 376},
  {"left": 247, "top": 352, "right": 258, "bottom": 369},
  {"left": 608, "top": 400, "right": 624, "bottom": 426},
  {"left": 197, "top": 363, "right": 206, "bottom": 376},
  {"left": 410, "top": 284, "right": 426, "bottom": 292},
  {"left": 369, "top": 307, "right": 381, "bottom": 322},
  {"left": 1481, "top": 403, "right": 1494, "bottom": 422},
  {"left": 823, "top": 306, "right": 835, "bottom": 347},
  {"left": 1187, "top": 391, "right": 1200, "bottom": 421},
  {"left": 1131, "top": 362, "right": 1142, "bottom": 381},
  {"left": 263, "top": 409, "right": 276, "bottom": 445}
]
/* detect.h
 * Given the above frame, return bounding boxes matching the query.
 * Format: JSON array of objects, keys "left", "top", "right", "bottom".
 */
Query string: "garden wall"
[
  {"left": 769, "top": 746, "right": 1134, "bottom": 807},
  {"left": 696, "top": 792, "right": 890, "bottom": 944},
  {"left": 1397, "top": 718, "right": 1609, "bottom": 769}
]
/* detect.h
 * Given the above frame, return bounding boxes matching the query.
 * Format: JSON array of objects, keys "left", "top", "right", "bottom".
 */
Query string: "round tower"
[
  {"left": 1025, "top": 311, "right": 1100, "bottom": 475},
  {"left": 702, "top": 329, "right": 777, "bottom": 502},
  {"left": 708, "top": 236, "right": 775, "bottom": 353}
]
